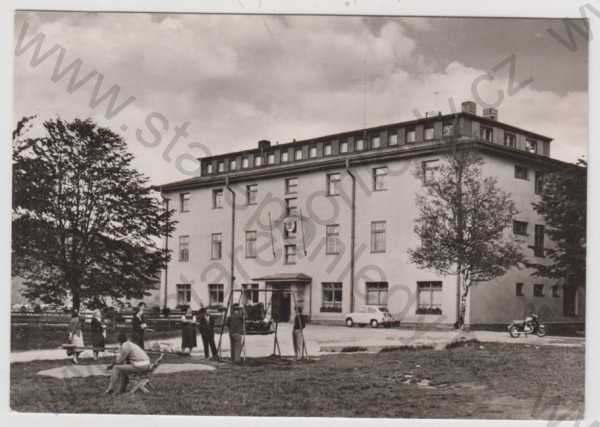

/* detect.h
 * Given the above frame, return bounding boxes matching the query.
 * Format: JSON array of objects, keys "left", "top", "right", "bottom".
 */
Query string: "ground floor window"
[
  {"left": 416, "top": 281, "right": 442, "bottom": 314},
  {"left": 321, "top": 282, "right": 342, "bottom": 312},
  {"left": 177, "top": 283, "right": 191, "bottom": 306},
  {"left": 366, "top": 282, "right": 388, "bottom": 306},
  {"left": 209, "top": 283, "right": 224, "bottom": 306},
  {"left": 242, "top": 283, "right": 260, "bottom": 304}
]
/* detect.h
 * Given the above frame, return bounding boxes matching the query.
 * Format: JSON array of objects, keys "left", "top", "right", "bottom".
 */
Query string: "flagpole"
[
  {"left": 299, "top": 208, "right": 307, "bottom": 256},
  {"left": 269, "top": 212, "right": 276, "bottom": 259}
]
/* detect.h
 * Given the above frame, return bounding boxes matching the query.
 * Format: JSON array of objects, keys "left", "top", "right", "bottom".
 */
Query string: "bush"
[
  {"left": 149, "top": 305, "right": 161, "bottom": 315},
  {"left": 32, "top": 304, "right": 42, "bottom": 313},
  {"left": 161, "top": 306, "right": 171, "bottom": 317}
]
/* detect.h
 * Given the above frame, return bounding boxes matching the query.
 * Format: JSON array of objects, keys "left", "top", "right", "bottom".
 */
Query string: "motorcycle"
[{"left": 507, "top": 313, "right": 546, "bottom": 338}]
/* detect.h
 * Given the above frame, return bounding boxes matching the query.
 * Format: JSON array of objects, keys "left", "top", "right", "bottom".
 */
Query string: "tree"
[
  {"left": 530, "top": 159, "right": 586, "bottom": 290},
  {"left": 408, "top": 138, "right": 524, "bottom": 329},
  {"left": 12, "top": 117, "right": 175, "bottom": 310}
]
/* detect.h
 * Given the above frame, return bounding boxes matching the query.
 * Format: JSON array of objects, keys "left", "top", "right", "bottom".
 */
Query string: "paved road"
[{"left": 11, "top": 323, "right": 583, "bottom": 363}]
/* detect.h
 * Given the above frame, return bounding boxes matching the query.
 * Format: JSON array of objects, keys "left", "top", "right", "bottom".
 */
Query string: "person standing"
[
  {"left": 292, "top": 306, "right": 306, "bottom": 361},
  {"left": 131, "top": 302, "right": 147, "bottom": 349},
  {"left": 198, "top": 308, "right": 217, "bottom": 359},
  {"left": 68, "top": 309, "right": 84, "bottom": 364},
  {"left": 91, "top": 309, "right": 107, "bottom": 360},
  {"left": 104, "top": 333, "right": 151, "bottom": 394},
  {"left": 180, "top": 308, "right": 197, "bottom": 354},
  {"left": 227, "top": 305, "right": 244, "bottom": 364}
]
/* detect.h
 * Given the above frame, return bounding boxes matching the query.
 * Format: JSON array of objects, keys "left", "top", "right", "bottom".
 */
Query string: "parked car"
[{"left": 345, "top": 306, "right": 394, "bottom": 328}]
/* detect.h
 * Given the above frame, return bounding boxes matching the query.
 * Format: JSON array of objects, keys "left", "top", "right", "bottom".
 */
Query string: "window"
[
  {"left": 206, "top": 163, "right": 214, "bottom": 174},
  {"left": 242, "top": 283, "right": 259, "bottom": 304},
  {"left": 281, "top": 151, "right": 289, "bottom": 162},
  {"left": 371, "top": 221, "right": 386, "bottom": 253},
  {"left": 309, "top": 146, "right": 317, "bottom": 158},
  {"left": 355, "top": 138, "right": 365, "bottom": 151},
  {"left": 366, "top": 282, "right": 388, "bottom": 306},
  {"left": 284, "top": 244, "right": 297, "bottom": 264},
  {"left": 371, "top": 136, "right": 381, "bottom": 149},
  {"left": 212, "top": 189, "right": 223, "bottom": 209},
  {"left": 480, "top": 126, "right": 493, "bottom": 143},
  {"left": 535, "top": 171, "right": 544, "bottom": 194},
  {"left": 180, "top": 192, "right": 190, "bottom": 212},
  {"left": 534, "top": 284, "right": 545, "bottom": 297},
  {"left": 211, "top": 233, "right": 222, "bottom": 260},
  {"left": 242, "top": 157, "right": 249, "bottom": 169},
  {"left": 321, "top": 283, "right": 342, "bottom": 312},
  {"left": 516, "top": 283, "right": 524, "bottom": 297},
  {"left": 526, "top": 138, "right": 538, "bottom": 154},
  {"left": 406, "top": 127, "right": 416, "bottom": 143},
  {"left": 230, "top": 159, "right": 237, "bottom": 171},
  {"left": 245, "top": 230, "right": 257, "bottom": 258},
  {"left": 515, "top": 165, "right": 529, "bottom": 180},
  {"left": 442, "top": 121, "right": 454, "bottom": 137},
  {"left": 294, "top": 148, "right": 303, "bottom": 161},
  {"left": 340, "top": 141, "right": 349, "bottom": 153},
  {"left": 176, "top": 284, "right": 191, "bottom": 306},
  {"left": 267, "top": 153, "right": 275, "bottom": 165},
  {"left": 325, "top": 224, "right": 340, "bottom": 254},
  {"left": 178, "top": 235, "right": 189, "bottom": 262},
  {"left": 255, "top": 156, "right": 263, "bottom": 167},
  {"left": 324, "top": 143, "right": 332, "bottom": 156},
  {"left": 552, "top": 285, "right": 560, "bottom": 298},
  {"left": 209, "top": 284, "right": 224, "bottom": 306},
  {"left": 513, "top": 220, "right": 528, "bottom": 236},
  {"left": 285, "top": 177, "right": 298, "bottom": 194},
  {"left": 217, "top": 161, "right": 225, "bottom": 173},
  {"left": 504, "top": 133, "right": 517, "bottom": 148},
  {"left": 424, "top": 124, "right": 434, "bottom": 140},
  {"left": 422, "top": 160, "right": 439, "bottom": 184},
  {"left": 534, "top": 225, "right": 545, "bottom": 257},
  {"left": 416, "top": 281, "right": 442, "bottom": 314},
  {"left": 285, "top": 197, "right": 298, "bottom": 217},
  {"left": 373, "top": 167, "right": 388, "bottom": 191},
  {"left": 327, "top": 173, "right": 341, "bottom": 196},
  {"left": 246, "top": 184, "right": 258, "bottom": 205},
  {"left": 389, "top": 133, "right": 398, "bottom": 146}
]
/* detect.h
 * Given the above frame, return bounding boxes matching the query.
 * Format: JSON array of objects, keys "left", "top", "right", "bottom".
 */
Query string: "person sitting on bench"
[{"left": 105, "top": 332, "right": 151, "bottom": 394}]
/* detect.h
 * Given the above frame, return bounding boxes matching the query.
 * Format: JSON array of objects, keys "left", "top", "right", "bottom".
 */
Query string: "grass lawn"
[{"left": 10, "top": 341, "right": 584, "bottom": 419}]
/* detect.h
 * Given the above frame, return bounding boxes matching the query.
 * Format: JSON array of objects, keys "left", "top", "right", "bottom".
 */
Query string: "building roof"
[{"left": 251, "top": 273, "right": 312, "bottom": 283}]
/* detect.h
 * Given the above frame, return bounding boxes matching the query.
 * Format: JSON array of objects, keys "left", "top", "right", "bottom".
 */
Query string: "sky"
[{"left": 13, "top": 12, "right": 588, "bottom": 185}]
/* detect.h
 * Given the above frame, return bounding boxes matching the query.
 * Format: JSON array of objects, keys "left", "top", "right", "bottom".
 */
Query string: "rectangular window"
[
  {"left": 480, "top": 126, "right": 493, "bottom": 143},
  {"left": 325, "top": 224, "right": 340, "bottom": 255},
  {"left": 406, "top": 127, "right": 416, "bottom": 143},
  {"left": 284, "top": 244, "right": 297, "bottom": 264},
  {"left": 285, "top": 177, "right": 298, "bottom": 194},
  {"left": 504, "top": 133, "right": 517, "bottom": 148},
  {"left": 534, "top": 225, "right": 545, "bottom": 257},
  {"left": 327, "top": 173, "right": 341, "bottom": 196},
  {"left": 242, "top": 157, "right": 249, "bottom": 169},
  {"left": 176, "top": 284, "right": 191, "bottom": 306},
  {"left": 416, "top": 281, "right": 442, "bottom": 314},
  {"left": 246, "top": 184, "right": 258, "bottom": 205},
  {"left": 373, "top": 167, "right": 388, "bottom": 191},
  {"left": 552, "top": 285, "right": 560, "bottom": 298},
  {"left": 255, "top": 156, "right": 263, "bottom": 167},
  {"left": 422, "top": 160, "right": 439, "bottom": 184},
  {"left": 294, "top": 148, "right": 303, "bottom": 161},
  {"left": 309, "top": 146, "right": 317, "bottom": 158},
  {"left": 229, "top": 159, "right": 237, "bottom": 171},
  {"left": 211, "top": 233, "right": 222, "bottom": 260},
  {"left": 371, "top": 221, "right": 386, "bottom": 253},
  {"left": 324, "top": 143, "right": 332, "bottom": 156},
  {"left": 371, "top": 136, "right": 381, "bottom": 149},
  {"left": 281, "top": 151, "right": 289, "bottom": 162},
  {"left": 355, "top": 138, "right": 365, "bottom": 151},
  {"left": 285, "top": 197, "right": 298, "bottom": 217},
  {"left": 245, "top": 230, "right": 257, "bottom": 258},
  {"left": 526, "top": 138, "right": 538, "bottom": 154},
  {"left": 340, "top": 141, "right": 349, "bottom": 153},
  {"left": 516, "top": 283, "right": 524, "bottom": 297},
  {"left": 535, "top": 171, "right": 544, "bottom": 194},
  {"left": 442, "top": 121, "right": 454, "bottom": 137},
  {"left": 515, "top": 165, "right": 529, "bottom": 180},
  {"left": 534, "top": 284, "right": 545, "bottom": 297},
  {"left": 321, "top": 282, "right": 342, "bottom": 312},
  {"left": 178, "top": 235, "right": 190, "bottom": 262},
  {"left": 366, "top": 282, "right": 388, "bottom": 306},
  {"left": 424, "top": 124, "right": 434, "bottom": 140},
  {"left": 513, "top": 220, "right": 528, "bottom": 236},
  {"left": 217, "top": 161, "right": 225, "bottom": 173},
  {"left": 180, "top": 192, "right": 191, "bottom": 212},
  {"left": 389, "top": 133, "right": 398, "bottom": 146},
  {"left": 267, "top": 153, "right": 275, "bottom": 165},
  {"left": 242, "top": 283, "right": 259, "bottom": 304},
  {"left": 209, "top": 284, "right": 224, "bottom": 306},
  {"left": 212, "top": 189, "right": 223, "bottom": 209},
  {"left": 206, "top": 163, "right": 214, "bottom": 174}
]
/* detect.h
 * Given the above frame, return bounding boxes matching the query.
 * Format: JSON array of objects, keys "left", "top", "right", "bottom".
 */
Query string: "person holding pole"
[
  {"left": 292, "top": 306, "right": 305, "bottom": 361},
  {"left": 198, "top": 308, "right": 218, "bottom": 359}
]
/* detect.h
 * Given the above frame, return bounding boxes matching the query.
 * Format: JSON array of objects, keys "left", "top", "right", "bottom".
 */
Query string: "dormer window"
[
  {"left": 389, "top": 133, "right": 398, "bottom": 146},
  {"left": 295, "top": 148, "right": 303, "bottom": 161},
  {"left": 229, "top": 159, "right": 237, "bottom": 171},
  {"left": 217, "top": 161, "right": 225, "bottom": 173},
  {"left": 255, "top": 156, "right": 263, "bottom": 167},
  {"left": 355, "top": 139, "right": 365, "bottom": 151},
  {"left": 424, "top": 124, "right": 434, "bottom": 140},
  {"left": 340, "top": 141, "right": 349, "bottom": 153},
  {"left": 504, "top": 132, "right": 517, "bottom": 148},
  {"left": 309, "top": 146, "right": 317, "bottom": 158},
  {"left": 267, "top": 153, "right": 275, "bottom": 165},
  {"left": 526, "top": 138, "right": 538, "bottom": 154},
  {"left": 480, "top": 126, "right": 493, "bottom": 143},
  {"left": 371, "top": 136, "right": 381, "bottom": 149},
  {"left": 242, "top": 157, "right": 249, "bottom": 169},
  {"left": 206, "top": 163, "right": 214, "bottom": 174},
  {"left": 406, "top": 127, "right": 416, "bottom": 143},
  {"left": 281, "top": 151, "right": 289, "bottom": 162},
  {"left": 324, "top": 143, "right": 332, "bottom": 156}
]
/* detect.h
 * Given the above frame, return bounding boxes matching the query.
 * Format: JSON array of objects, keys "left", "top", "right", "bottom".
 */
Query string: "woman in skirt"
[
  {"left": 90, "top": 309, "right": 107, "bottom": 360},
  {"left": 68, "top": 309, "right": 84, "bottom": 364},
  {"left": 180, "top": 308, "right": 197, "bottom": 354}
]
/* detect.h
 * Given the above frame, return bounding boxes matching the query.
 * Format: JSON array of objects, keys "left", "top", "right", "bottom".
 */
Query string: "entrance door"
[{"left": 271, "top": 290, "right": 291, "bottom": 322}]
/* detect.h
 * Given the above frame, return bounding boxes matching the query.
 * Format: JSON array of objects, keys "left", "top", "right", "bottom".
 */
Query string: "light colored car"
[{"left": 345, "top": 306, "right": 394, "bottom": 328}]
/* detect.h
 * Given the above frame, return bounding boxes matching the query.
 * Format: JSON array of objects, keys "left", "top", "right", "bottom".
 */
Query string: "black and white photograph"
[{"left": 5, "top": 0, "right": 596, "bottom": 423}]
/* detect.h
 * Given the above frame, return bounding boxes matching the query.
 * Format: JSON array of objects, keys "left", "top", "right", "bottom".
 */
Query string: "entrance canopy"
[{"left": 251, "top": 273, "right": 312, "bottom": 284}]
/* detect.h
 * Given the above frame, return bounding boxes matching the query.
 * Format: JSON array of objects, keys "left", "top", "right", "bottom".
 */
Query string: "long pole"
[
  {"left": 345, "top": 159, "right": 357, "bottom": 313},
  {"left": 162, "top": 197, "right": 170, "bottom": 310}
]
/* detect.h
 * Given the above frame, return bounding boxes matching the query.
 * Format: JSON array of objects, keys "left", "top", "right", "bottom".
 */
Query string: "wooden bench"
[{"left": 126, "top": 353, "right": 165, "bottom": 395}]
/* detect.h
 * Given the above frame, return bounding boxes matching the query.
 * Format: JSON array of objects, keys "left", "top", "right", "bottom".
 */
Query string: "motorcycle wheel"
[
  {"left": 536, "top": 326, "right": 547, "bottom": 337},
  {"left": 509, "top": 325, "right": 520, "bottom": 338}
]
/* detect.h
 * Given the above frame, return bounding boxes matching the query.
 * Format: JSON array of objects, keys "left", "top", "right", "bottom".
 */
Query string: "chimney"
[
  {"left": 258, "top": 139, "right": 271, "bottom": 151},
  {"left": 482, "top": 108, "right": 499, "bottom": 121},
  {"left": 461, "top": 101, "right": 477, "bottom": 115}
]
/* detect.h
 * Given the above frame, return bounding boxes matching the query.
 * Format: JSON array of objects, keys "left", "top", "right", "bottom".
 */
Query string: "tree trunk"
[{"left": 456, "top": 271, "right": 471, "bottom": 330}]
